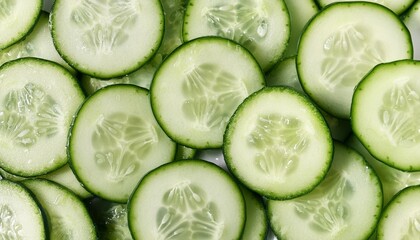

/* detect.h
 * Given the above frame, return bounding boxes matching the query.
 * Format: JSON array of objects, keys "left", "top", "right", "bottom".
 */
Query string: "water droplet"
[{"left": 257, "top": 20, "right": 268, "bottom": 38}]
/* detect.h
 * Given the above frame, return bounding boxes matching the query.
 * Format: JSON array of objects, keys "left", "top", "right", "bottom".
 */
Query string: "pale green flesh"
[
  {"left": 151, "top": 37, "right": 264, "bottom": 149},
  {"left": 0, "top": 180, "right": 46, "bottom": 239},
  {"left": 23, "top": 179, "right": 96, "bottom": 239},
  {"left": 224, "top": 87, "right": 333, "bottom": 199},
  {"left": 70, "top": 85, "right": 176, "bottom": 202},
  {"left": 268, "top": 142, "right": 382, "bottom": 240},
  {"left": 297, "top": 2, "right": 412, "bottom": 118},
  {"left": 128, "top": 160, "right": 245, "bottom": 240},
  {"left": 0, "top": 58, "right": 84, "bottom": 176},
  {"left": 183, "top": 0, "right": 290, "bottom": 71},
  {"left": 51, "top": 0, "right": 164, "bottom": 78},
  {"left": 352, "top": 60, "right": 420, "bottom": 171}
]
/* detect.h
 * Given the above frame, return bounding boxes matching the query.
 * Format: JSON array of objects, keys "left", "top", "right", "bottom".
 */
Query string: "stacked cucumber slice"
[{"left": 2, "top": 0, "right": 420, "bottom": 239}]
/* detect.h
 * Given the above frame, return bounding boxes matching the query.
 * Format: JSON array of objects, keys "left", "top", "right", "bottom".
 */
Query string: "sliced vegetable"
[
  {"left": 128, "top": 159, "right": 246, "bottom": 239},
  {"left": 224, "top": 86, "right": 333, "bottom": 200}
]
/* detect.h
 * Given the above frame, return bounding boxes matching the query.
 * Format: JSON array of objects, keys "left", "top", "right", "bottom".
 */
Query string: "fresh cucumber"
[
  {"left": 0, "top": 57, "right": 84, "bottom": 177},
  {"left": 50, "top": 0, "right": 164, "bottom": 78},
  {"left": 377, "top": 185, "right": 420, "bottom": 239},
  {"left": 347, "top": 134, "right": 420, "bottom": 205},
  {"left": 224, "top": 86, "right": 333, "bottom": 200},
  {"left": 240, "top": 185, "right": 268, "bottom": 240},
  {"left": 127, "top": 159, "right": 246, "bottom": 239},
  {"left": 22, "top": 179, "right": 97, "bottom": 239},
  {"left": 182, "top": 0, "right": 290, "bottom": 71},
  {"left": 0, "top": 179, "right": 46, "bottom": 239},
  {"left": 68, "top": 84, "right": 176, "bottom": 202},
  {"left": 0, "top": 11, "right": 75, "bottom": 74},
  {"left": 267, "top": 142, "right": 383, "bottom": 240},
  {"left": 316, "top": 0, "right": 415, "bottom": 15},
  {"left": 151, "top": 36, "right": 265, "bottom": 149},
  {"left": 80, "top": 0, "right": 188, "bottom": 95},
  {"left": 0, "top": 0, "right": 42, "bottom": 49},
  {"left": 297, "top": 1, "right": 413, "bottom": 118},
  {"left": 352, "top": 59, "right": 420, "bottom": 171}
]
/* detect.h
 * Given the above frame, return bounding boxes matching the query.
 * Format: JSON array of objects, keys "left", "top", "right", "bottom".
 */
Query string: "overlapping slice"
[
  {"left": 183, "top": 0, "right": 290, "bottom": 71},
  {"left": 224, "top": 86, "right": 333, "bottom": 200},
  {"left": 352, "top": 59, "right": 420, "bottom": 171},
  {"left": 151, "top": 36, "right": 265, "bottom": 149},
  {"left": 267, "top": 142, "right": 382, "bottom": 240},
  {"left": 297, "top": 2, "right": 412, "bottom": 118},
  {"left": 68, "top": 84, "right": 176, "bottom": 202},
  {"left": 0, "top": 58, "right": 84, "bottom": 177}
]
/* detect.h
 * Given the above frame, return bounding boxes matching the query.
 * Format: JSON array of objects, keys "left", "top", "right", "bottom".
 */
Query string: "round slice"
[
  {"left": 352, "top": 59, "right": 420, "bottom": 171},
  {"left": 50, "top": 0, "right": 164, "bottom": 78},
  {"left": 68, "top": 84, "right": 176, "bottom": 202},
  {"left": 267, "top": 142, "right": 383, "bottom": 240},
  {"left": 224, "top": 86, "right": 333, "bottom": 200},
  {"left": 22, "top": 179, "right": 96, "bottom": 239},
  {"left": 377, "top": 185, "right": 420, "bottom": 239},
  {"left": 151, "top": 36, "right": 265, "bottom": 149},
  {"left": 0, "top": 179, "right": 46, "bottom": 239},
  {"left": 0, "top": 58, "right": 84, "bottom": 177},
  {"left": 127, "top": 159, "right": 246, "bottom": 239},
  {"left": 297, "top": 1, "right": 412, "bottom": 118},
  {"left": 0, "top": 0, "right": 42, "bottom": 49},
  {"left": 183, "top": 0, "right": 290, "bottom": 71}
]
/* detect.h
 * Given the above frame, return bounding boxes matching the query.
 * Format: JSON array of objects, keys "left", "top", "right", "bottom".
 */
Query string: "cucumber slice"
[
  {"left": 182, "top": 0, "right": 290, "bottom": 71},
  {"left": 80, "top": 0, "right": 188, "bottom": 95},
  {"left": 0, "top": 0, "right": 42, "bottom": 49},
  {"left": 240, "top": 185, "right": 268, "bottom": 240},
  {"left": 282, "top": 0, "right": 319, "bottom": 58},
  {"left": 127, "top": 159, "right": 246, "bottom": 239},
  {"left": 0, "top": 11, "right": 75, "bottom": 74},
  {"left": 151, "top": 36, "right": 265, "bottom": 149},
  {"left": 347, "top": 134, "right": 420, "bottom": 205},
  {"left": 224, "top": 87, "right": 333, "bottom": 200},
  {"left": 42, "top": 164, "right": 92, "bottom": 199},
  {"left": 403, "top": 0, "right": 420, "bottom": 60},
  {"left": 0, "top": 58, "right": 84, "bottom": 177},
  {"left": 50, "top": 0, "right": 164, "bottom": 78},
  {"left": 68, "top": 84, "right": 176, "bottom": 202},
  {"left": 317, "top": 0, "right": 415, "bottom": 15},
  {"left": 352, "top": 59, "right": 420, "bottom": 171},
  {"left": 267, "top": 142, "right": 383, "bottom": 240},
  {"left": 22, "top": 179, "right": 96, "bottom": 239},
  {"left": 297, "top": 2, "right": 413, "bottom": 118},
  {"left": 175, "top": 145, "right": 197, "bottom": 160},
  {"left": 0, "top": 179, "right": 46, "bottom": 239},
  {"left": 377, "top": 185, "right": 420, "bottom": 239}
]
